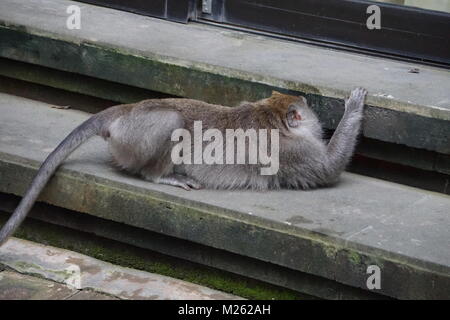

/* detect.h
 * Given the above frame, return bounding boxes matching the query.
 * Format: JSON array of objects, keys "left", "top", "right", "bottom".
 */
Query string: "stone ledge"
[
  {"left": 0, "top": 93, "right": 449, "bottom": 299},
  {"left": 0, "top": 0, "right": 450, "bottom": 154},
  {"left": 0, "top": 238, "right": 240, "bottom": 300},
  {"left": 0, "top": 270, "right": 77, "bottom": 300},
  {"left": 1, "top": 59, "right": 449, "bottom": 186},
  {"left": 0, "top": 196, "right": 375, "bottom": 300}
]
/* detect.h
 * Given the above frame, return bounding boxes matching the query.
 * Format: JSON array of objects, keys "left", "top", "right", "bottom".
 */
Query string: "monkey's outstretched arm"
[{"left": 325, "top": 88, "right": 367, "bottom": 179}]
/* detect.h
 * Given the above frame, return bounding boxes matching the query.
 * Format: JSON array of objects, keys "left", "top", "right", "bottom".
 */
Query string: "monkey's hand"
[{"left": 345, "top": 87, "right": 368, "bottom": 114}]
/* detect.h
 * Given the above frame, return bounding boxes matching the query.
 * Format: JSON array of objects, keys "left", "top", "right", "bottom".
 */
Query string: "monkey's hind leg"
[
  {"left": 108, "top": 108, "right": 201, "bottom": 190},
  {"left": 140, "top": 150, "right": 203, "bottom": 191},
  {"left": 155, "top": 174, "right": 203, "bottom": 191}
]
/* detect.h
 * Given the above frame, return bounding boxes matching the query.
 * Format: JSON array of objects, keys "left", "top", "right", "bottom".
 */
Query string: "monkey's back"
[
  {"left": 107, "top": 97, "right": 334, "bottom": 190},
  {"left": 138, "top": 99, "right": 281, "bottom": 189}
]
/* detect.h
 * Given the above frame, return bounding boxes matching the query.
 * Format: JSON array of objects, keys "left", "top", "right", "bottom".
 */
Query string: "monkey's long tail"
[{"left": 0, "top": 113, "right": 105, "bottom": 246}]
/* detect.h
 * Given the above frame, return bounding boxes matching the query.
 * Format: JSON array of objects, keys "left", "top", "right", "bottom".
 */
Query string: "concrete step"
[
  {"left": 0, "top": 271, "right": 80, "bottom": 300},
  {"left": 0, "top": 93, "right": 449, "bottom": 299},
  {"left": 0, "top": 0, "right": 449, "bottom": 166},
  {"left": 0, "top": 238, "right": 240, "bottom": 300}
]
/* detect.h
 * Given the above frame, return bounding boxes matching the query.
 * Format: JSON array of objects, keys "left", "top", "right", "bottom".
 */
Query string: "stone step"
[
  {"left": 0, "top": 271, "right": 79, "bottom": 300},
  {"left": 0, "top": 0, "right": 449, "bottom": 161},
  {"left": 0, "top": 93, "right": 449, "bottom": 299},
  {"left": 0, "top": 238, "right": 240, "bottom": 300}
]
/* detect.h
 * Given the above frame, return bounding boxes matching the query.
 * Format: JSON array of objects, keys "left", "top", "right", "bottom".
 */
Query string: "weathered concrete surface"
[
  {"left": 0, "top": 269, "right": 118, "bottom": 300},
  {"left": 0, "top": 204, "right": 376, "bottom": 300},
  {"left": 0, "top": 0, "right": 449, "bottom": 153},
  {"left": 1, "top": 59, "right": 448, "bottom": 184},
  {"left": 0, "top": 93, "right": 449, "bottom": 299},
  {"left": 0, "top": 238, "right": 241, "bottom": 300},
  {"left": 68, "top": 290, "right": 118, "bottom": 300},
  {"left": 0, "top": 271, "right": 76, "bottom": 300},
  {"left": 0, "top": 59, "right": 175, "bottom": 107}
]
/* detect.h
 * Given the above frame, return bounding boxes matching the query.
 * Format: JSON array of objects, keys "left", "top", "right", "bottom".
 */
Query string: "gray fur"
[{"left": 0, "top": 88, "right": 367, "bottom": 245}]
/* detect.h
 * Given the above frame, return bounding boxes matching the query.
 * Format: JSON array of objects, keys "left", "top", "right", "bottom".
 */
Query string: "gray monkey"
[{"left": 0, "top": 87, "right": 367, "bottom": 245}]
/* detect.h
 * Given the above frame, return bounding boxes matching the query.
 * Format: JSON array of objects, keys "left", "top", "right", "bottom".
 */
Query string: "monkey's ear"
[{"left": 299, "top": 96, "right": 308, "bottom": 105}]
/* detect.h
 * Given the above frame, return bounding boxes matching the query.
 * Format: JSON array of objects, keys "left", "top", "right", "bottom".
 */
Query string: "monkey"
[{"left": 0, "top": 87, "right": 367, "bottom": 245}]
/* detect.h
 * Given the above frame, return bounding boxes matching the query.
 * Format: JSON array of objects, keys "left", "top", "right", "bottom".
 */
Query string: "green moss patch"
[{"left": 0, "top": 213, "right": 313, "bottom": 300}]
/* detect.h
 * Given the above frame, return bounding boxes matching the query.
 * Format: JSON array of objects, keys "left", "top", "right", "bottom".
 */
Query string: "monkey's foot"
[
  {"left": 345, "top": 87, "right": 368, "bottom": 113},
  {"left": 157, "top": 174, "right": 203, "bottom": 191}
]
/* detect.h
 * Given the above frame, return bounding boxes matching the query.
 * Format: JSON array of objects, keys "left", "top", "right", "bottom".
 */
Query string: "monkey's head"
[{"left": 264, "top": 91, "right": 322, "bottom": 138}]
